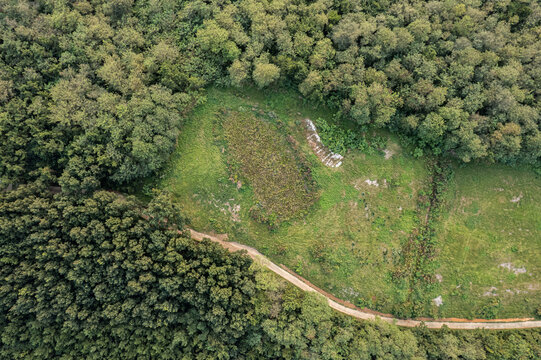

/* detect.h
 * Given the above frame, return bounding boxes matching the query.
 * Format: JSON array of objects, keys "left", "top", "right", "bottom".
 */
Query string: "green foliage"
[
  {"left": 189, "top": 0, "right": 541, "bottom": 167},
  {"left": 1, "top": 179, "right": 540, "bottom": 358},
  {"left": 158, "top": 87, "right": 541, "bottom": 320},
  {"left": 256, "top": 277, "right": 541, "bottom": 360},
  {"left": 413, "top": 325, "right": 541, "bottom": 360},
  {"left": 51, "top": 75, "right": 186, "bottom": 192},
  {"left": 158, "top": 87, "right": 435, "bottom": 318},
  {"left": 0, "top": 0, "right": 201, "bottom": 191},
  {"left": 253, "top": 62, "right": 281, "bottom": 88},
  {"left": 196, "top": 20, "right": 240, "bottom": 61},
  {"left": 222, "top": 110, "right": 316, "bottom": 227},
  {"left": 315, "top": 117, "right": 386, "bottom": 154},
  {"left": 1, "top": 1, "right": 541, "bottom": 358},
  {"left": 0, "top": 182, "right": 258, "bottom": 359},
  {"left": 315, "top": 117, "right": 363, "bottom": 154},
  {"left": 392, "top": 160, "right": 453, "bottom": 318},
  {"left": 256, "top": 286, "right": 421, "bottom": 359}
]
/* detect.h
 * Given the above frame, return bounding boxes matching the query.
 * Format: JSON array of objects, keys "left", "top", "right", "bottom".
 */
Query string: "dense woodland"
[
  {"left": 1, "top": 0, "right": 541, "bottom": 358},
  {"left": 1, "top": 0, "right": 540, "bottom": 191},
  {"left": 191, "top": 0, "right": 541, "bottom": 165}
]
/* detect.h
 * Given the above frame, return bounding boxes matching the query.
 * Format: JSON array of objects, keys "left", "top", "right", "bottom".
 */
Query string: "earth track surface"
[{"left": 189, "top": 229, "right": 541, "bottom": 330}]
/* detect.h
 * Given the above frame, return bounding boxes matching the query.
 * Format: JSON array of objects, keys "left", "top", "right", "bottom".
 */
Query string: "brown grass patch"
[{"left": 221, "top": 110, "right": 316, "bottom": 226}]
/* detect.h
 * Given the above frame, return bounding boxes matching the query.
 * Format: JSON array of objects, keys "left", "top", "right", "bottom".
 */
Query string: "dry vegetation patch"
[{"left": 221, "top": 110, "right": 316, "bottom": 226}]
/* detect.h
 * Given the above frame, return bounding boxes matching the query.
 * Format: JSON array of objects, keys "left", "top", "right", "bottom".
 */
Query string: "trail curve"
[{"left": 189, "top": 229, "right": 541, "bottom": 330}]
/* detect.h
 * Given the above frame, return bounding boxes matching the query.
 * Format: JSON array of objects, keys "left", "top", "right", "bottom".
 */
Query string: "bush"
[{"left": 315, "top": 117, "right": 386, "bottom": 155}]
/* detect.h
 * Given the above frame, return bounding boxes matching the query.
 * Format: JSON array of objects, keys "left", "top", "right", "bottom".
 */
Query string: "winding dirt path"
[{"left": 189, "top": 229, "right": 541, "bottom": 330}]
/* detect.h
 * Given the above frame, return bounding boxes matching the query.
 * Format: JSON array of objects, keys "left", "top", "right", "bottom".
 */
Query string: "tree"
[
  {"left": 196, "top": 20, "right": 240, "bottom": 61},
  {"left": 418, "top": 112, "right": 446, "bottom": 147},
  {"left": 253, "top": 62, "right": 281, "bottom": 88},
  {"left": 48, "top": 71, "right": 185, "bottom": 191},
  {"left": 187, "top": 0, "right": 541, "bottom": 166},
  {"left": 229, "top": 59, "right": 250, "bottom": 86},
  {"left": 490, "top": 122, "right": 523, "bottom": 164},
  {"left": 0, "top": 0, "right": 202, "bottom": 189},
  {"left": 299, "top": 70, "right": 324, "bottom": 100},
  {"left": 350, "top": 83, "right": 398, "bottom": 127}
]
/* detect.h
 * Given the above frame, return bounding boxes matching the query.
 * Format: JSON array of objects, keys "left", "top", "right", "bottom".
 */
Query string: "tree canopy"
[
  {"left": 188, "top": 0, "right": 541, "bottom": 166},
  {"left": 2, "top": 181, "right": 538, "bottom": 358},
  {"left": 2, "top": 0, "right": 540, "bottom": 190},
  {"left": 1, "top": 0, "right": 541, "bottom": 358},
  {"left": 0, "top": 0, "right": 199, "bottom": 191},
  {"left": 0, "top": 179, "right": 259, "bottom": 359}
]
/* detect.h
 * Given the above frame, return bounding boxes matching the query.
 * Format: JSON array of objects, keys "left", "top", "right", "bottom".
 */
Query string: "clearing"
[
  {"left": 144, "top": 87, "right": 540, "bottom": 319},
  {"left": 434, "top": 164, "right": 541, "bottom": 319}
]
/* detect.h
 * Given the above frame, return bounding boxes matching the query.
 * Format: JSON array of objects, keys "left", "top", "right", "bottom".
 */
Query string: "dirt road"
[{"left": 189, "top": 229, "right": 541, "bottom": 330}]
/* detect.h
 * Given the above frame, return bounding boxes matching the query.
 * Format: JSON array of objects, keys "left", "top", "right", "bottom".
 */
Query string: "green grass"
[
  {"left": 153, "top": 86, "right": 430, "bottom": 315},
  {"left": 434, "top": 163, "right": 541, "bottom": 319},
  {"left": 148, "top": 86, "right": 540, "bottom": 319}
]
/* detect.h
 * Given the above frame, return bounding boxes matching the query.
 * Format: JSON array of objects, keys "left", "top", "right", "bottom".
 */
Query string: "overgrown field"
[
  {"left": 221, "top": 109, "right": 316, "bottom": 226},
  {"left": 148, "top": 87, "right": 540, "bottom": 319}
]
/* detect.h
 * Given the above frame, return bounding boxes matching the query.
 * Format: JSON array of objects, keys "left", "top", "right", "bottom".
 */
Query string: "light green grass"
[
  {"left": 151, "top": 86, "right": 540, "bottom": 318},
  {"left": 156, "top": 86, "right": 429, "bottom": 315},
  {"left": 434, "top": 164, "right": 541, "bottom": 318}
]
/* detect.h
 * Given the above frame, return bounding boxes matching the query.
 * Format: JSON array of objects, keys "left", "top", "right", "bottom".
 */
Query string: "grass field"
[
  {"left": 147, "top": 86, "right": 540, "bottom": 319},
  {"left": 434, "top": 164, "right": 541, "bottom": 318}
]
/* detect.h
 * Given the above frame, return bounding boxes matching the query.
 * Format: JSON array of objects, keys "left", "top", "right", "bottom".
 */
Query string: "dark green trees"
[
  {"left": 1, "top": 179, "right": 540, "bottom": 359},
  {"left": 2, "top": 0, "right": 539, "bottom": 182},
  {"left": 1, "top": 1, "right": 541, "bottom": 358},
  {"left": 50, "top": 73, "right": 184, "bottom": 191},
  {"left": 0, "top": 181, "right": 258, "bottom": 359},
  {"left": 0, "top": 0, "right": 198, "bottom": 191}
]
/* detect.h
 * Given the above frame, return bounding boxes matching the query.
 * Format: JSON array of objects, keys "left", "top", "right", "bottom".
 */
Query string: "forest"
[{"left": 1, "top": 0, "right": 540, "bottom": 358}]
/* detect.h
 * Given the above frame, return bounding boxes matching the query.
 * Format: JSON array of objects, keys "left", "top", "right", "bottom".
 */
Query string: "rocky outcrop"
[{"left": 304, "top": 119, "right": 343, "bottom": 168}]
